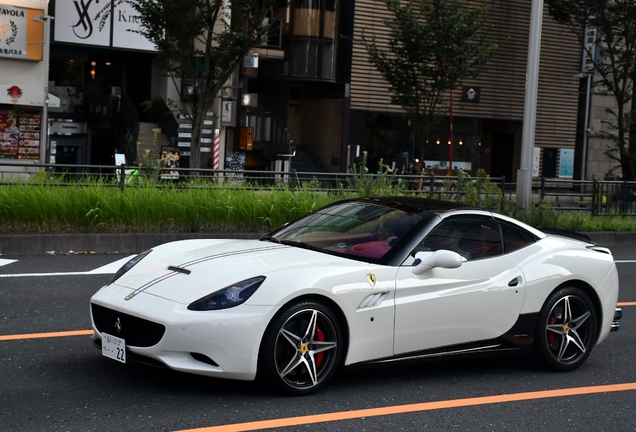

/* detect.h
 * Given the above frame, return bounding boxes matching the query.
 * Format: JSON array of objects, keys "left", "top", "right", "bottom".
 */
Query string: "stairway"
[
  {"left": 291, "top": 146, "right": 325, "bottom": 173},
  {"left": 290, "top": 146, "right": 333, "bottom": 187}
]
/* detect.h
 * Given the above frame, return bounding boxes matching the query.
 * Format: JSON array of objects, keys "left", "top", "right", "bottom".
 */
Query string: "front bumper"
[{"left": 90, "top": 289, "right": 278, "bottom": 381}]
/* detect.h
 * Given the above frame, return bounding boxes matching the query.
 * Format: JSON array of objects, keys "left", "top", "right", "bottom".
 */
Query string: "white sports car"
[{"left": 90, "top": 197, "right": 621, "bottom": 395}]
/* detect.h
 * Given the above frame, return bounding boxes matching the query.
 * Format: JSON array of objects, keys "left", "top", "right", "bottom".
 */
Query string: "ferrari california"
[{"left": 90, "top": 197, "right": 621, "bottom": 395}]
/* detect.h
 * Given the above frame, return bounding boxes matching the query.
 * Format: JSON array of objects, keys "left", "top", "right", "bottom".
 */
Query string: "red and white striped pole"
[{"left": 213, "top": 129, "right": 220, "bottom": 169}]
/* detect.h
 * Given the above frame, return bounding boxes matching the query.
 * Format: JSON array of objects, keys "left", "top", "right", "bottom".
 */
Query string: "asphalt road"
[{"left": 1, "top": 247, "right": 635, "bottom": 431}]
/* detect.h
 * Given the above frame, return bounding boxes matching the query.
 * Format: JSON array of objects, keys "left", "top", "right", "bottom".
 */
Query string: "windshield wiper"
[{"left": 260, "top": 235, "right": 281, "bottom": 244}]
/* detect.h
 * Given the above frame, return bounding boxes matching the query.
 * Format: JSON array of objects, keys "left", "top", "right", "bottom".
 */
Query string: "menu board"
[{"left": 0, "top": 109, "right": 41, "bottom": 159}]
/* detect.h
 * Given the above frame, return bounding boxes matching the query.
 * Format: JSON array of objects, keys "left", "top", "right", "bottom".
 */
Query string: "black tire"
[
  {"left": 533, "top": 287, "right": 598, "bottom": 371},
  {"left": 259, "top": 301, "right": 343, "bottom": 395}
]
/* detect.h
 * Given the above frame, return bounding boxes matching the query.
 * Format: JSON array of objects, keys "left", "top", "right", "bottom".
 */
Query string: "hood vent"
[{"left": 168, "top": 265, "right": 191, "bottom": 275}]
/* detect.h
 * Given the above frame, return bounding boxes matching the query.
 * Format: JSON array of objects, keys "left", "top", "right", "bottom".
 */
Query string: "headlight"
[
  {"left": 187, "top": 276, "right": 266, "bottom": 311},
  {"left": 109, "top": 249, "right": 152, "bottom": 285}
]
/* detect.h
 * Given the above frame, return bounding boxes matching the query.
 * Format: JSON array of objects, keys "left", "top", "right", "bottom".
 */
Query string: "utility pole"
[{"left": 517, "top": 0, "right": 543, "bottom": 210}]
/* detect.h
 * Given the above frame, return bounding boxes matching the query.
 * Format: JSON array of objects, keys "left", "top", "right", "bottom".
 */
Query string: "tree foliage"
[
  {"left": 98, "top": 0, "right": 280, "bottom": 170},
  {"left": 360, "top": 0, "right": 499, "bottom": 158},
  {"left": 546, "top": 0, "right": 636, "bottom": 180}
]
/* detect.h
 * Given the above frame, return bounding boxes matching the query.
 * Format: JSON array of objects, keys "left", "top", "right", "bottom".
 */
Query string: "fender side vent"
[{"left": 358, "top": 292, "right": 389, "bottom": 310}]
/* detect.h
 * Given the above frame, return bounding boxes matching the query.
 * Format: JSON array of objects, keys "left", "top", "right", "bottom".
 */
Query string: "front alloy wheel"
[
  {"left": 260, "top": 301, "right": 342, "bottom": 395},
  {"left": 534, "top": 287, "right": 598, "bottom": 371}
]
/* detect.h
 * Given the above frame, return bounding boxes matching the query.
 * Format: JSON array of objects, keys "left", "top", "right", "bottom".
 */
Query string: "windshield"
[{"left": 270, "top": 201, "right": 429, "bottom": 260}]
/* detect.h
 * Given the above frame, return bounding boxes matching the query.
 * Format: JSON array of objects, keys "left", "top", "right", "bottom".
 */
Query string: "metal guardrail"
[{"left": 2, "top": 161, "right": 635, "bottom": 215}]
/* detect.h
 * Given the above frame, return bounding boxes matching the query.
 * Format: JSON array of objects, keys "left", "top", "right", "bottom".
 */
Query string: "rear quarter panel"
[{"left": 510, "top": 236, "right": 618, "bottom": 326}]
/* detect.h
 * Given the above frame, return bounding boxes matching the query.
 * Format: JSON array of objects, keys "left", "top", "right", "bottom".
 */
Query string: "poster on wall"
[
  {"left": 0, "top": 109, "right": 41, "bottom": 159},
  {"left": 225, "top": 150, "right": 245, "bottom": 181},
  {"left": 559, "top": 148, "right": 574, "bottom": 178},
  {"left": 160, "top": 145, "right": 180, "bottom": 179}
]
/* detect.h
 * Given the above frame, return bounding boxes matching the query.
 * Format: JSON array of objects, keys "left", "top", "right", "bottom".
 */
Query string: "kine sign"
[{"left": 54, "top": 0, "right": 156, "bottom": 51}]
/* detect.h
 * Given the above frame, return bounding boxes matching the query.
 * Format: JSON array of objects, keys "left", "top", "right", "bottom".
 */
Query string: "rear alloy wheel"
[
  {"left": 534, "top": 287, "right": 598, "bottom": 371},
  {"left": 260, "top": 301, "right": 343, "bottom": 395}
]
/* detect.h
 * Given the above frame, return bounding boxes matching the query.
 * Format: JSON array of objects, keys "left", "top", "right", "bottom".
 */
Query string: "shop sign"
[
  {"left": 1, "top": 84, "right": 42, "bottom": 105},
  {"left": 54, "top": 0, "right": 156, "bottom": 51},
  {"left": 0, "top": 4, "right": 28, "bottom": 59},
  {"left": 112, "top": 1, "right": 155, "bottom": 51},
  {"left": 462, "top": 86, "right": 480, "bottom": 103},
  {"left": 54, "top": 0, "right": 110, "bottom": 47}
]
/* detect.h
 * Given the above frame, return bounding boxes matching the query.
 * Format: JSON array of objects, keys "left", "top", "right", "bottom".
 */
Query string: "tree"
[
  {"left": 99, "top": 0, "right": 281, "bottom": 170},
  {"left": 546, "top": 0, "right": 636, "bottom": 180},
  {"left": 360, "top": 0, "right": 499, "bottom": 160}
]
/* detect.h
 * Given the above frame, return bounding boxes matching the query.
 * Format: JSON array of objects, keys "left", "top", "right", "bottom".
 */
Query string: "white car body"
[{"left": 90, "top": 197, "right": 620, "bottom": 394}]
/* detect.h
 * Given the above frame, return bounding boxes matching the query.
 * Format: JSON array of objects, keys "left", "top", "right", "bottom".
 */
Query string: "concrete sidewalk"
[{"left": 0, "top": 231, "right": 633, "bottom": 256}]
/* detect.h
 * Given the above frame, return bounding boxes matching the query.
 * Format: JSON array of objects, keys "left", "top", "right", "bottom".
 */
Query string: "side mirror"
[{"left": 412, "top": 249, "right": 464, "bottom": 275}]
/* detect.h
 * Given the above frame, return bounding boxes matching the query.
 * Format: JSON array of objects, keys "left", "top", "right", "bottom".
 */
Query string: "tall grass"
[
  {"left": 0, "top": 180, "right": 634, "bottom": 233},
  {"left": 0, "top": 183, "right": 344, "bottom": 233}
]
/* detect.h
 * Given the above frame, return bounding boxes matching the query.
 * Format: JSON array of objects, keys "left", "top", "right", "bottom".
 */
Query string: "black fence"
[
  {"left": 1, "top": 161, "right": 635, "bottom": 215},
  {"left": 540, "top": 178, "right": 636, "bottom": 215}
]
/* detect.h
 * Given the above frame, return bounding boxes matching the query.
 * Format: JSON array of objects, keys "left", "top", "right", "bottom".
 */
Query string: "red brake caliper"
[
  {"left": 315, "top": 325, "right": 325, "bottom": 367},
  {"left": 547, "top": 315, "right": 556, "bottom": 344}
]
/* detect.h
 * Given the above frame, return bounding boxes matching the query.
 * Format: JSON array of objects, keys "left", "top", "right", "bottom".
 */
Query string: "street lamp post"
[{"left": 32, "top": 14, "right": 53, "bottom": 164}]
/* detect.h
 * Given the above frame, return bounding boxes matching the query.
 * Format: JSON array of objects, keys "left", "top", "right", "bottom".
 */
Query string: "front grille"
[{"left": 91, "top": 303, "right": 166, "bottom": 348}]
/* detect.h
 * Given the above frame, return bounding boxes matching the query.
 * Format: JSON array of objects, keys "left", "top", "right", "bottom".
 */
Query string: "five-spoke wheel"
[
  {"left": 259, "top": 301, "right": 343, "bottom": 395},
  {"left": 534, "top": 287, "right": 598, "bottom": 371}
]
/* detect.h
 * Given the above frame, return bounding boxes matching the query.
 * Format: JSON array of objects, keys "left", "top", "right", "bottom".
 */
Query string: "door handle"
[{"left": 508, "top": 277, "right": 519, "bottom": 287}]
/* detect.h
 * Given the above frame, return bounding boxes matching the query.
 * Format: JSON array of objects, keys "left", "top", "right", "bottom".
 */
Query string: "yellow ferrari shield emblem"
[{"left": 367, "top": 274, "right": 377, "bottom": 287}]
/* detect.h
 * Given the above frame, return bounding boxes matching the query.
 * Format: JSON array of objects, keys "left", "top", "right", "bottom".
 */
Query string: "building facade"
[
  {"left": 0, "top": 0, "right": 619, "bottom": 181},
  {"left": 0, "top": 0, "right": 50, "bottom": 174},
  {"left": 237, "top": 0, "right": 613, "bottom": 182}
]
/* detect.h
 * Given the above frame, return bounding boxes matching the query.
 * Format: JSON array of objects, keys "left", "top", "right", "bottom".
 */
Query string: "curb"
[
  {"left": 585, "top": 231, "right": 636, "bottom": 247},
  {"left": 0, "top": 231, "right": 631, "bottom": 256},
  {"left": 0, "top": 232, "right": 264, "bottom": 256}
]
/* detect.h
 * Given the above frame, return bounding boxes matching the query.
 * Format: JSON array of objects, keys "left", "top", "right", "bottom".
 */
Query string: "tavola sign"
[
  {"left": 54, "top": 0, "right": 156, "bottom": 51},
  {"left": 0, "top": 5, "right": 28, "bottom": 60}
]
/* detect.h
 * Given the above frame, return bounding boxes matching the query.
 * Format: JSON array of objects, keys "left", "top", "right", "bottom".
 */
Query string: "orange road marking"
[
  {"left": 179, "top": 382, "right": 636, "bottom": 432},
  {"left": 617, "top": 302, "right": 636, "bottom": 307},
  {"left": 0, "top": 330, "right": 93, "bottom": 341}
]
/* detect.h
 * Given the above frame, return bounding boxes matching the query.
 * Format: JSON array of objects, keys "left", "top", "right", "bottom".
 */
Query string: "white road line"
[
  {"left": 0, "top": 255, "right": 135, "bottom": 278},
  {"left": 615, "top": 260, "right": 636, "bottom": 263},
  {"left": 0, "top": 259, "right": 17, "bottom": 267}
]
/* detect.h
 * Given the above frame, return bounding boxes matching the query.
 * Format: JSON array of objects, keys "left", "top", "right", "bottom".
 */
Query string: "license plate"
[{"left": 102, "top": 332, "right": 126, "bottom": 363}]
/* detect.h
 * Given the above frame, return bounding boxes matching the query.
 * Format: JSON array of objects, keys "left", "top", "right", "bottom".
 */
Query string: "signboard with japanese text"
[
  {"left": 532, "top": 147, "right": 540, "bottom": 177},
  {"left": 581, "top": 25, "right": 598, "bottom": 74},
  {"left": 0, "top": 4, "right": 27, "bottom": 58},
  {"left": 0, "top": 4, "right": 43, "bottom": 60}
]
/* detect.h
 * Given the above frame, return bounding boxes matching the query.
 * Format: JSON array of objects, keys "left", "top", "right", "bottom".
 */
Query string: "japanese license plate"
[{"left": 102, "top": 332, "right": 126, "bottom": 363}]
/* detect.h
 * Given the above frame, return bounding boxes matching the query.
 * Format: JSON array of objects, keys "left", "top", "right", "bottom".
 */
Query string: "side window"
[
  {"left": 501, "top": 223, "right": 537, "bottom": 253},
  {"left": 416, "top": 218, "right": 502, "bottom": 261}
]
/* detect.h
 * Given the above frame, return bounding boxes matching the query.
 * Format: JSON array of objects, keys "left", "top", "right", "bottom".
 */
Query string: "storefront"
[
  {"left": 0, "top": 1, "right": 54, "bottom": 169},
  {"left": 48, "top": 0, "right": 156, "bottom": 167}
]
